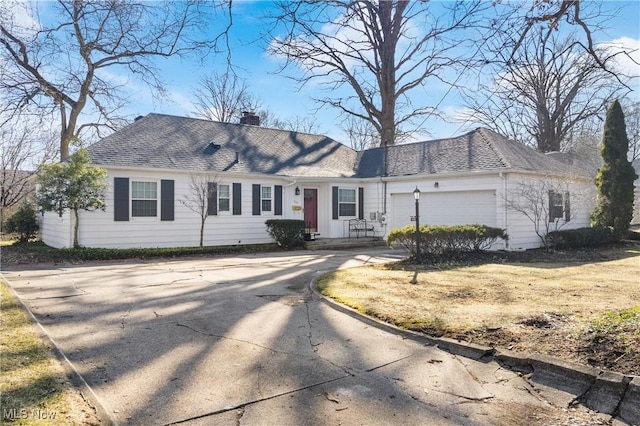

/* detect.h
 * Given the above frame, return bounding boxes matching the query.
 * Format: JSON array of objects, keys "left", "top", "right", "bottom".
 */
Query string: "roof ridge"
[
  {"left": 475, "top": 128, "right": 511, "bottom": 169},
  {"left": 146, "top": 112, "right": 356, "bottom": 147}
]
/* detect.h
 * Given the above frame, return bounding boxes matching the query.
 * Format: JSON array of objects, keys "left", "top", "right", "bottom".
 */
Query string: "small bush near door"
[{"left": 265, "top": 219, "right": 305, "bottom": 249}]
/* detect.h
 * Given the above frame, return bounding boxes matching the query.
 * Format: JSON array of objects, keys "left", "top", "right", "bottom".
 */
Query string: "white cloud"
[
  {"left": 598, "top": 37, "right": 640, "bottom": 78},
  {"left": 1, "top": 0, "right": 41, "bottom": 37}
]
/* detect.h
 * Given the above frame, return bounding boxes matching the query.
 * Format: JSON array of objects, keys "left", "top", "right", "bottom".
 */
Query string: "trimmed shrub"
[
  {"left": 2, "top": 241, "right": 280, "bottom": 264},
  {"left": 265, "top": 219, "right": 305, "bottom": 249},
  {"left": 4, "top": 202, "right": 39, "bottom": 242},
  {"left": 547, "top": 227, "right": 615, "bottom": 249},
  {"left": 387, "top": 224, "right": 508, "bottom": 260}
]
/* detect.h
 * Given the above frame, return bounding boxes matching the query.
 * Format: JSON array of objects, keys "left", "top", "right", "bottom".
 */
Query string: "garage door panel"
[{"left": 391, "top": 190, "right": 496, "bottom": 230}]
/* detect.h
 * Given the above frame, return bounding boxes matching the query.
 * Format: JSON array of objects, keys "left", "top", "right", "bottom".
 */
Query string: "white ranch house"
[{"left": 41, "top": 113, "right": 595, "bottom": 250}]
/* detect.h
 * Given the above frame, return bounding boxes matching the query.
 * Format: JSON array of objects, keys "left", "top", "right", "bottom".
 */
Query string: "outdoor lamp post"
[{"left": 413, "top": 187, "right": 421, "bottom": 262}]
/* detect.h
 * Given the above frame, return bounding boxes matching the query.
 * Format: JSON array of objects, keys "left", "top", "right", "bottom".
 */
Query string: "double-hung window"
[
  {"left": 132, "top": 181, "right": 157, "bottom": 217},
  {"left": 549, "top": 191, "right": 570, "bottom": 222},
  {"left": 338, "top": 188, "right": 356, "bottom": 217},
  {"left": 261, "top": 186, "right": 272, "bottom": 212},
  {"left": 218, "top": 184, "right": 230, "bottom": 212}
]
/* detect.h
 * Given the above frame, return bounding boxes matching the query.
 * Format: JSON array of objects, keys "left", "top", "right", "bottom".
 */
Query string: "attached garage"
[{"left": 390, "top": 190, "right": 497, "bottom": 230}]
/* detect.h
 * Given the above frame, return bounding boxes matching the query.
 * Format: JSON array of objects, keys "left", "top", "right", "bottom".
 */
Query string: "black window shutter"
[
  {"left": 564, "top": 192, "right": 571, "bottom": 222},
  {"left": 161, "top": 180, "right": 174, "bottom": 221},
  {"left": 274, "top": 185, "right": 283, "bottom": 216},
  {"left": 358, "top": 187, "right": 364, "bottom": 220},
  {"left": 114, "top": 177, "right": 129, "bottom": 221},
  {"left": 332, "top": 186, "right": 339, "bottom": 220},
  {"left": 252, "top": 184, "right": 261, "bottom": 215},
  {"left": 233, "top": 183, "right": 242, "bottom": 215},
  {"left": 207, "top": 182, "right": 218, "bottom": 216}
]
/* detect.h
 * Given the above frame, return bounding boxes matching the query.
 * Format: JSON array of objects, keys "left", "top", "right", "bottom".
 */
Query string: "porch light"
[
  {"left": 295, "top": 187, "right": 300, "bottom": 196},
  {"left": 413, "top": 186, "right": 421, "bottom": 200}
]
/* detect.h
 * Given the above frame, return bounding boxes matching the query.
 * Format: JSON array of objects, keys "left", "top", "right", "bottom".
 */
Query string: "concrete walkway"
[{"left": 2, "top": 248, "right": 610, "bottom": 425}]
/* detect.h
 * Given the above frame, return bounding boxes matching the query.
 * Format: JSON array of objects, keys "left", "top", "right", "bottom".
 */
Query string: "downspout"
[
  {"left": 382, "top": 145, "right": 389, "bottom": 235},
  {"left": 383, "top": 144, "right": 388, "bottom": 214},
  {"left": 500, "top": 172, "right": 509, "bottom": 250}
]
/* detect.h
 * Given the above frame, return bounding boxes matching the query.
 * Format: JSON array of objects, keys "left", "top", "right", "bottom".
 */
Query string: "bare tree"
[
  {"left": 0, "top": 0, "right": 229, "bottom": 160},
  {"left": 512, "top": 0, "right": 637, "bottom": 82},
  {"left": 462, "top": 28, "right": 628, "bottom": 152},
  {"left": 341, "top": 116, "right": 380, "bottom": 151},
  {"left": 190, "top": 73, "right": 322, "bottom": 133},
  {"left": 267, "top": 0, "right": 487, "bottom": 147},
  {"left": 504, "top": 176, "right": 583, "bottom": 248},
  {"left": 180, "top": 174, "right": 220, "bottom": 248},
  {"left": 0, "top": 114, "right": 57, "bottom": 231},
  {"left": 624, "top": 101, "right": 640, "bottom": 162},
  {"left": 192, "top": 72, "right": 260, "bottom": 123},
  {"left": 255, "top": 109, "right": 287, "bottom": 129},
  {"left": 280, "top": 116, "right": 321, "bottom": 134}
]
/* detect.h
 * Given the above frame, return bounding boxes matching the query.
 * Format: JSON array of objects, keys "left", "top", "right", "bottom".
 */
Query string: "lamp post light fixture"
[{"left": 413, "top": 186, "right": 421, "bottom": 260}]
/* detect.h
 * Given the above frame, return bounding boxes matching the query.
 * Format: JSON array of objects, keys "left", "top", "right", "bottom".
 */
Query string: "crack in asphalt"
[
  {"left": 175, "top": 322, "right": 311, "bottom": 359},
  {"left": 163, "top": 375, "right": 350, "bottom": 426},
  {"left": 235, "top": 407, "right": 245, "bottom": 426},
  {"left": 364, "top": 354, "right": 415, "bottom": 373},
  {"left": 120, "top": 305, "right": 133, "bottom": 329},
  {"left": 27, "top": 276, "right": 91, "bottom": 300},
  {"left": 27, "top": 293, "right": 86, "bottom": 300},
  {"left": 452, "top": 354, "right": 483, "bottom": 385},
  {"left": 305, "top": 302, "right": 319, "bottom": 352}
]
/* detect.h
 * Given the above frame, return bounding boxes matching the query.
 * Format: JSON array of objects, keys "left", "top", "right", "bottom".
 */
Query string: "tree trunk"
[
  {"left": 200, "top": 218, "right": 205, "bottom": 248},
  {"left": 377, "top": 1, "right": 401, "bottom": 147},
  {"left": 73, "top": 208, "right": 80, "bottom": 248}
]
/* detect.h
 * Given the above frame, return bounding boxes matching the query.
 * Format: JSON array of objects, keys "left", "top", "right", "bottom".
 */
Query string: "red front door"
[{"left": 303, "top": 189, "right": 318, "bottom": 232}]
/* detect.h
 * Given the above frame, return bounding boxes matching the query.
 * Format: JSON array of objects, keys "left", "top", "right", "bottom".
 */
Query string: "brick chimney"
[{"left": 240, "top": 111, "right": 260, "bottom": 126}]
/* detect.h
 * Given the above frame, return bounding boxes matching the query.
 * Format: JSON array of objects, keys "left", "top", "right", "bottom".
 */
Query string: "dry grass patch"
[
  {"left": 0, "top": 280, "right": 100, "bottom": 425},
  {"left": 317, "top": 245, "right": 640, "bottom": 375}
]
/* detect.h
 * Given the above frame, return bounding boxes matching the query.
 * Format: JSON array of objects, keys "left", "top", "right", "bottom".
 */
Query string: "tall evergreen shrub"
[{"left": 591, "top": 100, "right": 638, "bottom": 239}]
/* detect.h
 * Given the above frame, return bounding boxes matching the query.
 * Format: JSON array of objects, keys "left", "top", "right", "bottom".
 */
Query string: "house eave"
[{"left": 356, "top": 167, "right": 592, "bottom": 183}]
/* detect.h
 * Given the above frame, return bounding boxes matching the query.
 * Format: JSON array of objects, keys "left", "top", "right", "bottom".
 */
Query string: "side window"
[
  {"left": 219, "top": 184, "right": 230, "bottom": 212},
  {"left": 261, "top": 186, "right": 272, "bottom": 212},
  {"left": 549, "top": 191, "right": 570, "bottom": 222},
  {"left": 338, "top": 188, "right": 356, "bottom": 216},
  {"left": 132, "top": 181, "right": 157, "bottom": 217}
]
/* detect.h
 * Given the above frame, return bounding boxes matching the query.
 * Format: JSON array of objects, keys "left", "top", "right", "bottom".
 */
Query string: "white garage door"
[{"left": 390, "top": 190, "right": 497, "bottom": 230}]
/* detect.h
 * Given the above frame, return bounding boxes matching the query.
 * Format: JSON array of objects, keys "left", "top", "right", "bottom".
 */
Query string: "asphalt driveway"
[{"left": 2, "top": 248, "right": 604, "bottom": 425}]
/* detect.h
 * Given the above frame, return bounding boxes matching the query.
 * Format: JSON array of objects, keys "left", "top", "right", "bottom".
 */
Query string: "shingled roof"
[
  {"left": 88, "top": 114, "right": 585, "bottom": 179},
  {"left": 88, "top": 113, "right": 358, "bottom": 177},
  {"left": 354, "top": 128, "right": 587, "bottom": 178}
]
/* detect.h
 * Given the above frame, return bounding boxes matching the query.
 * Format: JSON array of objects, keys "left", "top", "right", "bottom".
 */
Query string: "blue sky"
[
  {"left": 12, "top": 1, "right": 640, "bottom": 146},
  {"left": 138, "top": 0, "right": 640, "bottom": 144}
]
